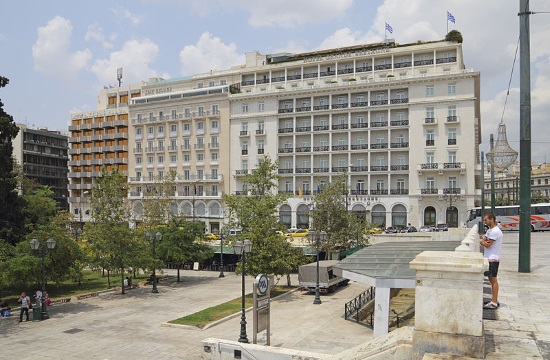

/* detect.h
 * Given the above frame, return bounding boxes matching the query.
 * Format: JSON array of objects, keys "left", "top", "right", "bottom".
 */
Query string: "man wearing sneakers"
[{"left": 481, "top": 213, "right": 503, "bottom": 309}]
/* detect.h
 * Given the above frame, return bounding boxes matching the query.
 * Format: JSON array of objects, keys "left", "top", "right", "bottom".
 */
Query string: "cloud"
[
  {"left": 234, "top": 0, "right": 354, "bottom": 28},
  {"left": 85, "top": 23, "right": 115, "bottom": 49},
  {"left": 179, "top": 32, "right": 245, "bottom": 75},
  {"left": 32, "top": 16, "right": 92, "bottom": 80},
  {"left": 111, "top": 6, "right": 142, "bottom": 26},
  {"left": 90, "top": 39, "right": 166, "bottom": 86}
]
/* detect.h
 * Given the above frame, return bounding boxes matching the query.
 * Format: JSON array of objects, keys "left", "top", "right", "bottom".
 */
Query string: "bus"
[{"left": 466, "top": 203, "right": 550, "bottom": 231}]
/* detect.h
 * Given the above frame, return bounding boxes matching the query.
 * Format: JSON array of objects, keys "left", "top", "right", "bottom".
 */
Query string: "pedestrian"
[
  {"left": 35, "top": 289, "right": 42, "bottom": 307},
  {"left": 480, "top": 212, "right": 503, "bottom": 309},
  {"left": 17, "top": 292, "right": 31, "bottom": 322}
]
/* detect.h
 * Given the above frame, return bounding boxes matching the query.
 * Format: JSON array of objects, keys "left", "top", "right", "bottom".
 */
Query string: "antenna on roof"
[{"left": 117, "top": 68, "right": 123, "bottom": 87}]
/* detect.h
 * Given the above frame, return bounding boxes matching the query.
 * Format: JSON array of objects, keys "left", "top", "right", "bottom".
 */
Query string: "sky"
[{"left": 1, "top": 0, "right": 549, "bottom": 163}]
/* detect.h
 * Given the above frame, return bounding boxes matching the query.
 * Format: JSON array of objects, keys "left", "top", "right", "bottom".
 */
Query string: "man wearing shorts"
[{"left": 481, "top": 213, "right": 503, "bottom": 309}]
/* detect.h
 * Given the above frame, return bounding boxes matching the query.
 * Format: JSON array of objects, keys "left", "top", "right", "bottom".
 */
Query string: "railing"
[
  {"left": 371, "top": 143, "right": 388, "bottom": 149},
  {"left": 313, "top": 146, "right": 330, "bottom": 151},
  {"left": 370, "top": 166, "right": 388, "bottom": 171},
  {"left": 424, "top": 117, "right": 436, "bottom": 124},
  {"left": 278, "top": 108, "right": 293, "bottom": 113},
  {"left": 391, "top": 119, "right": 409, "bottom": 126},
  {"left": 257, "top": 148, "right": 264, "bottom": 154},
  {"left": 374, "top": 64, "right": 392, "bottom": 70},
  {"left": 390, "top": 189, "right": 409, "bottom": 195},
  {"left": 332, "top": 124, "right": 348, "bottom": 130},
  {"left": 448, "top": 138, "right": 457, "bottom": 145},
  {"left": 320, "top": 70, "right": 335, "bottom": 76},
  {"left": 287, "top": 74, "right": 302, "bottom": 80},
  {"left": 313, "top": 105, "right": 329, "bottom": 110},
  {"left": 420, "top": 163, "right": 438, "bottom": 169},
  {"left": 239, "top": 130, "right": 248, "bottom": 136},
  {"left": 271, "top": 76, "right": 285, "bottom": 82},
  {"left": 256, "top": 78, "right": 269, "bottom": 84},
  {"left": 426, "top": 139, "right": 435, "bottom": 146},
  {"left": 303, "top": 73, "right": 318, "bottom": 79},
  {"left": 295, "top": 190, "right": 311, "bottom": 195},
  {"left": 332, "top": 167, "right": 348, "bottom": 172},
  {"left": 351, "top": 123, "right": 368, "bottom": 129},
  {"left": 278, "top": 148, "right": 293, "bottom": 153},
  {"left": 390, "top": 142, "right": 408, "bottom": 148},
  {"left": 394, "top": 61, "right": 411, "bottom": 68},
  {"left": 391, "top": 165, "right": 409, "bottom": 171},
  {"left": 295, "top": 126, "right": 311, "bottom": 132},
  {"left": 446, "top": 116, "right": 458, "bottom": 122},
  {"left": 295, "top": 168, "right": 310, "bottom": 173},
  {"left": 351, "top": 144, "right": 369, "bottom": 150},
  {"left": 436, "top": 57, "right": 456, "bottom": 64},
  {"left": 443, "top": 162, "right": 461, "bottom": 169},
  {"left": 338, "top": 68, "right": 354, "bottom": 74},
  {"left": 332, "top": 103, "right": 348, "bottom": 109},
  {"left": 295, "top": 107, "right": 311, "bottom": 112},
  {"left": 345, "top": 287, "right": 375, "bottom": 324},
  {"left": 351, "top": 102, "right": 368, "bottom": 108},
  {"left": 371, "top": 189, "right": 388, "bottom": 195},
  {"left": 350, "top": 166, "right": 368, "bottom": 172},
  {"left": 350, "top": 189, "right": 369, "bottom": 195},
  {"left": 443, "top": 187, "right": 461, "bottom": 194},
  {"left": 235, "top": 169, "right": 248, "bottom": 175},
  {"left": 256, "top": 129, "right": 264, "bottom": 135},
  {"left": 313, "top": 167, "right": 329, "bottom": 173},
  {"left": 295, "top": 147, "right": 311, "bottom": 152},
  {"left": 278, "top": 169, "right": 293, "bottom": 174},
  {"left": 241, "top": 80, "right": 254, "bottom": 86},
  {"left": 390, "top": 98, "right": 409, "bottom": 104},
  {"left": 421, "top": 188, "right": 438, "bottom": 194},
  {"left": 414, "top": 59, "right": 434, "bottom": 66},
  {"left": 278, "top": 127, "right": 293, "bottom": 133},
  {"left": 355, "top": 66, "right": 372, "bottom": 72},
  {"left": 332, "top": 145, "right": 348, "bottom": 151},
  {"left": 371, "top": 121, "right": 387, "bottom": 127},
  {"left": 370, "top": 100, "right": 388, "bottom": 106},
  {"left": 313, "top": 125, "right": 329, "bottom": 131}
]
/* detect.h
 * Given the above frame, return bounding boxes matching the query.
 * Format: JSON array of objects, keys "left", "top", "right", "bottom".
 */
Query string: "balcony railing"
[
  {"left": 436, "top": 57, "right": 457, "bottom": 64},
  {"left": 181, "top": 145, "right": 191, "bottom": 151},
  {"left": 235, "top": 169, "right": 249, "bottom": 175},
  {"left": 420, "top": 163, "right": 438, "bottom": 169},
  {"left": 256, "top": 129, "right": 265, "bottom": 135},
  {"left": 426, "top": 140, "right": 435, "bottom": 146},
  {"left": 209, "top": 143, "right": 219, "bottom": 149},
  {"left": 278, "top": 108, "right": 293, "bottom": 114},
  {"left": 370, "top": 166, "right": 388, "bottom": 171},
  {"left": 338, "top": 68, "right": 354, "bottom": 74},
  {"left": 371, "top": 143, "right": 388, "bottom": 149},
  {"left": 446, "top": 116, "right": 458, "bottom": 122},
  {"left": 296, "top": 126, "right": 311, "bottom": 132},
  {"left": 351, "top": 123, "right": 368, "bottom": 129},
  {"left": 355, "top": 66, "right": 372, "bottom": 72},
  {"left": 257, "top": 148, "right": 264, "bottom": 154},
  {"left": 443, "top": 187, "right": 461, "bottom": 194},
  {"left": 350, "top": 144, "right": 369, "bottom": 150},
  {"left": 391, "top": 165, "right": 409, "bottom": 171},
  {"left": 414, "top": 59, "right": 434, "bottom": 66},
  {"left": 350, "top": 190, "right": 369, "bottom": 195},
  {"left": 295, "top": 190, "right": 312, "bottom": 195},
  {"left": 424, "top": 117, "right": 436, "bottom": 124},
  {"left": 332, "top": 103, "right": 348, "bottom": 109},
  {"left": 278, "top": 169, "right": 293, "bottom": 174},
  {"left": 391, "top": 120, "right": 409, "bottom": 126},
  {"left": 295, "top": 168, "right": 310, "bottom": 173},
  {"left": 443, "top": 162, "right": 462, "bottom": 169},
  {"left": 271, "top": 76, "right": 285, "bottom": 82},
  {"left": 313, "top": 105, "right": 329, "bottom": 111},
  {"left": 313, "top": 146, "right": 330, "bottom": 151},
  {"left": 287, "top": 74, "right": 302, "bottom": 80},
  {"left": 448, "top": 139, "right": 457, "bottom": 145},
  {"left": 371, "top": 121, "right": 387, "bottom": 127},
  {"left": 390, "top": 189, "right": 409, "bottom": 195},
  {"left": 370, "top": 100, "right": 388, "bottom": 106},
  {"left": 313, "top": 167, "right": 329, "bottom": 173},
  {"left": 303, "top": 73, "right": 318, "bottom": 79},
  {"left": 278, "top": 148, "right": 293, "bottom": 153},
  {"left": 421, "top": 188, "right": 438, "bottom": 194},
  {"left": 351, "top": 102, "right": 368, "bottom": 108},
  {"left": 240, "top": 130, "right": 249, "bottom": 136},
  {"left": 390, "top": 142, "right": 409, "bottom": 148},
  {"left": 350, "top": 166, "right": 368, "bottom": 172},
  {"left": 331, "top": 167, "right": 348, "bottom": 172},
  {"left": 374, "top": 64, "right": 392, "bottom": 70},
  {"left": 278, "top": 128, "right": 293, "bottom": 133},
  {"left": 332, "top": 145, "right": 348, "bottom": 151},
  {"left": 295, "top": 147, "right": 311, "bottom": 152},
  {"left": 241, "top": 80, "right": 254, "bottom": 86},
  {"left": 241, "top": 149, "right": 248, "bottom": 155},
  {"left": 256, "top": 78, "right": 269, "bottom": 84},
  {"left": 370, "top": 189, "right": 388, "bottom": 195},
  {"left": 320, "top": 70, "right": 335, "bottom": 76},
  {"left": 194, "top": 144, "right": 205, "bottom": 150},
  {"left": 332, "top": 124, "right": 348, "bottom": 130},
  {"left": 313, "top": 125, "right": 329, "bottom": 131},
  {"left": 296, "top": 107, "right": 311, "bottom": 112},
  {"left": 394, "top": 62, "right": 411, "bottom": 68},
  {"left": 390, "top": 98, "right": 409, "bottom": 104}
]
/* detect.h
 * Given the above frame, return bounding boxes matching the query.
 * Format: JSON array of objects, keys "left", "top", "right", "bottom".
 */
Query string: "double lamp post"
[
  {"left": 307, "top": 230, "right": 327, "bottom": 305},
  {"left": 233, "top": 239, "right": 252, "bottom": 343},
  {"left": 29, "top": 238, "right": 56, "bottom": 320},
  {"left": 145, "top": 231, "right": 162, "bottom": 293}
]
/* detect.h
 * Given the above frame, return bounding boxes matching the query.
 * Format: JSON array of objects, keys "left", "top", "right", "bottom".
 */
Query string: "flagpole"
[{"left": 446, "top": 12, "right": 448, "bottom": 33}]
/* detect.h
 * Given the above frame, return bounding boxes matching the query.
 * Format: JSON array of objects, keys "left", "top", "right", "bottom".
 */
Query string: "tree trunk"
[
  {"left": 286, "top": 273, "right": 291, "bottom": 287},
  {"left": 121, "top": 271, "right": 125, "bottom": 295},
  {"left": 177, "top": 267, "right": 180, "bottom": 282},
  {"left": 107, "top": 269, "right": 111, "bottom": 288}
]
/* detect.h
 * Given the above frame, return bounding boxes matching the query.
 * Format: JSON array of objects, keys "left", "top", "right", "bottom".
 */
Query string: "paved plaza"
[{"left": 1, "top": 232, "right": 549, "bottom": 359}]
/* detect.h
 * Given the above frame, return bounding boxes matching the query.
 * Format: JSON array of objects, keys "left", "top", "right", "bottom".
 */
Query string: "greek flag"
[
  {"left": 447, "top": 11, "right": 456, "bottom": 23},
  {"left": 385, "top": 22, "right": 393, "bottom": 34}
]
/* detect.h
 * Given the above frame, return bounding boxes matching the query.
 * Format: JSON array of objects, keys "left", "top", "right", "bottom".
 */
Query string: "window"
[
  {"left": 397, "top": 155, "right": 406, "bottom": 165},
  {"left": 426, "top": 85, "right": 434, "bottom": 97},
  {"left": 356, "top": 136, "right": 365, "bottom": 145},
  {"left": 183, "top": 123, "right": 190, "bottom": 132},
  {"left": 148, "top": 156, "right": 154, "bottom": 164},
  {"left": 158, "top": 140, "right": 164, "bottom": 150},
  {"left": 212, "top": 104, "right": 219, "bottom": 115},
  {"left": 448, "top": 151, "right": 457, "bottom": 163},
  {"left": 356, "top": 158, "right": 365, "bottom": 166},
  {"left": 449, "top": 176, "right": 457, "bottom": 189},
  {"left": 357, "top": 115, "right": 365, "bottom": 124},
  {"left": 284, "top": 120, "right": 292, "bottom": 129},
  {"left": 148, "top": 126, "right": 154, "bottom": 135},
  {"left": 377, "top": 180, "right": 385, "bottom": 190},
  {"left": 136, "top": 128, "right": 142, "bottom": 137},
  {"left": 426, "top": 151, "right": 435, "bottom": 164},
  {"left": 376, "top": 156, "right": 385, "bottom": 166},
  {"left": 158, "top": 155, "right": 164, "bottom": 163},
  {"left": 157, "top": 125, "right": 164, "bottom": 135},
  {"left": 426, "top": 107, "right": 435, "bottom": 118},
  {"left": 197, "top": 170, "right": 204, "bottom": 180},
  {"left": 197, "top": 153, "right": 204, "bottom": 161},
  {"left": 338, "top": 137, "right": 346, "bottom": 146},
  {"left": 427, "top": 177, "right": 435, "bottom": 189},
  {"left": 209, "top": 80, "right": 214, "bottom": 87},
  {"left": 448, "top": 105, "right": 457, "bottom": 117},
  {"left": 197, "top": 82, "right": 203, "bottom": 88},
  {"left": 338, "top": 116, "right": 346, "bottom": 125},
  {"left": 258, "top": 121, "right": 265, "bottom": 133},
  {"left": 376, "top": 92, "right": 385, "bottom": 101},
  {"left": 171, "top": 109, "right": 177, "bottom": 119},
  {"left": 448, "top": 83, "right": 456, "bottom": 95},
  {"left": 397, "top": 112, "right": 406, "bottom": 121},
  {"left": 376, "top": 113, "right": 385, "bottom": 122},
  {"left": 242, "top": 122, "right": 248, "bottom": 133},
  {"left": 338, "top": 158, "right": 346, "bottom": 167},
  {"left": 149, "top": 112, "right": 154, "bottom": 121},
  {"left": 258, "top": 140, "right": 264, "bottom": 149},
  {"left": 242, "top": 104, "right": 249, "bottom": 113},
  {"left": 284, "top": 160, "right": 292, "bottom": 169},
  {"left": 220, "top": 79, "right": 227, "bottom": 85},
  {"left": 183, "top": 138, "right": 190, "bottom": 149},
  {"left": 320, "top": 98, "right": 328, "bottom": 106},
  {"left": 319, "top": 138, "right": 328, "bottom": 146},
  {"left": 319, "top": 118, "right": 328, "bottom": 126},
  {"left": 396, "top": 91, "right": 405, "bottom": 99},
  {"left": 184, "top": 108, "right": 191, "bottom": 117},
  {"left": 183, "top": 154, "right": 190, "bottom": 163},
  {"left": 211, "top": 152, "right": 218, "bottom": 161},
  {"left": 376, "top": 134, "right": 385, "bottom": 144},
  {"left": 285, "top": 181, "right": 292, "bottom": 192},
  {"left": 338, "top": 96, "right": 346, "bottom": 104},
  {"left": 211, "top": 168, "right": 218, "bottom": 179},
  {"left": 258, "top": 102, "right": 265, "bottom": 112},
  {"left": 136, "top": 157, "right": 142, "bottom": 164},
  {"left": 159, "top": 111, "right": 164, "bottom": 121},
  {"left": 397, "top": 179, "right": 405, "bottom": 190},
  {"left": 184, "top": 170, "right": 190, "bottom": 180},
  {"left": 320, "top": 158, "right": 328, "bottom": 168},
  {"left": 170, "top": 124, "right": 177, "bottom": 133},
  {"left": 137, "top": 114, "right": 142, "bottom": 121},
  {"left": 197, "top": 122, "right": 205, "bottom": 132},
  {"left": 242, "top": 160, "right": 248, "bottom": 171},
  {"left": 170, "top": 155, "right": 177, "bottom": 163},
  {"left": 211, "top": 136, "right": 218, "bottom": 147},
  {"left": 448, "top": 128, "right": 457, "bottom": 140},
  {"left": 197, "top": 106, "right": 204, "bottom": 116},
  {"left": 397, "top": 134, "right": 405, "bottom": 144}
]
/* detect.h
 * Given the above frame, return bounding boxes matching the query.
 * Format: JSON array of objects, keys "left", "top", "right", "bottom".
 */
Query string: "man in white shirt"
[
  {"left": 18, "top": 292, "right": 31, "bottom": 322},
  {"left": 480, "top": 213, "right": 503, "bottom": 309}
]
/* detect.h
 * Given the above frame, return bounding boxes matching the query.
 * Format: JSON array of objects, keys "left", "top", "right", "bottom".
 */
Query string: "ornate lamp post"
[
  {"left": 146, "top": 231, "right": 161, "bottom": 293},
  {"left": 307, "top": 230, "right": 327, "bottom": 305},
  {"left": 29, "top": 238, "right": 56, "bottom": 320},
  {"left": 233, "top": 239, "right": 252, "bottom": 343},
  {"left": 218, "top": 231, "right": 226, "bottom": 278}
]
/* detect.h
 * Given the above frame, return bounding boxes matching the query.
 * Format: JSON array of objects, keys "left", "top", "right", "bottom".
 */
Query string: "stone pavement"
[{"left": 1, "top": 232, "right": 549, "bottom": 359}]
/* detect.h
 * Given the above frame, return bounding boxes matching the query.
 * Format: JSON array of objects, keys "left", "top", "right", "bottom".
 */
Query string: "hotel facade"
[{"left": 69, "top": 39, "right": 481, "bottom": 230}]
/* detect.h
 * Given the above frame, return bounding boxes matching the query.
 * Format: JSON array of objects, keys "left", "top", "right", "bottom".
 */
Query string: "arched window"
[
  {"left": 170, "top": 202, "right": 179, "bottom": 216},
  {"left": 182, "top": 203, "right": 192, "bottom": 216},
  {"left": 392, "top": 204, "right": 407, "bottom": 227},
  {"left": 352, "top": 204, "right": 367, "bottom": 222},
  {"left": 279, "top": 204, "right": 291, "bottom": 229},
  {"left": 196, "top": 203, "right": 206, "bottom": 216},
  {"left": 371, "top": 204, "right": 386, "bottom": 226},
  {"left": 296, "top": 204, "right": 310, "bottom": 229},
  {"left": 424, "top": 206, "right": 436, "bottom": 226},
  {"left": 209, "top": 202, "right": 220, "bottom": 217},
  {"left": 446, "top": 206, "right": 458, "bottom": 228},
  {"left": 133, "top": 202, "right": 143, "bottom": 217}
]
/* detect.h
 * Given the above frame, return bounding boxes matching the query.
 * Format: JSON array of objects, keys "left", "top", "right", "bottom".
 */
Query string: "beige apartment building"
[
  {"left": 127, "top": 74, "right": 240, "bottom": 233},
  {"left": 230, "top": 40, "right": 481, "bottom": 228},
  {"left": 68, "top": 85, "right": 141, "bottom": 225}
]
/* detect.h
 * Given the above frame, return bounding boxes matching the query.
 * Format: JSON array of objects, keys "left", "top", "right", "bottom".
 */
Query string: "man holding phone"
[
  {"left": 480, "top": 213, "right": 503, "bottom": 309},
  {"left": 18, "top": 292, "right": 31, "bottom": 322}
]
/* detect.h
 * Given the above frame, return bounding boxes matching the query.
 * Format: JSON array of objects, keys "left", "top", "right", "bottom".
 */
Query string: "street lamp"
[
  {"left": 233, "top": 239, "right": 252, "bottom": 343},
  {"left": 307, "top": 230, "right": 328, "bottom": 305},
  {"left": 29, "top": 238, "right": 56, "bottom": 320},
  {"left": 146, "top": 231, "right": 161, "bottom": 293},
  {"left": 217, "top": 230, "right": 226, "bottom": 278},
  {"left": 443, "top": 194, "right": 459, "bottom": 227}
]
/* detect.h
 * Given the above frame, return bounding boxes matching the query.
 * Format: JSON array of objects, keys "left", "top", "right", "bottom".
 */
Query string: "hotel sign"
[
  {"left": 303, "top": 48, "right": 390, "bottom": 63},
  {"left": 143, "top": 87, "right": 172, "bottom": 96}
]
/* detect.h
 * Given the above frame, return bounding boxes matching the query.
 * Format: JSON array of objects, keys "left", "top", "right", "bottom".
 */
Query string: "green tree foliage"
[
  {"left": 141, "top": 169, "right": 178, "bottom": 228},
  {"left": 0, "top": 76, "right": 25, "bottom": 245},
  {"left": 445, "top": 30, "right": 463, "bottom": 43},
  {"left": 84, "top": 167, "right": 146, "bottom": 294},
  {"left": 310, "top": 173, "right": 367, "bottom": 258},
  {"left": 223, "top": 156, "right": 308, "bottom": 282},
  {"left": 156, "top": 220, "right": 213, "bottom": 282}
]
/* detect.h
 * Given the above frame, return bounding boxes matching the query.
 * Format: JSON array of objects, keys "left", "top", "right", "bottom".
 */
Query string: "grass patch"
[{"left": 169, "top": 286, "right": 294, "bottom": 328}]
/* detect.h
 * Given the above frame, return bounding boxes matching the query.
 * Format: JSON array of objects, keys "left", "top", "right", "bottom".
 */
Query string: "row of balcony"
[
  {"left": 420, "top": 188, "right": 462, "bottom": 195},
  {"left": 68, "top": 158, "right": 127, "bottom": 166},
  {"left": 130, "top": 110, "right": 220, "bottom": 125},
  {"left": 276, "top": 120, "right": 409, "bottom": 134},
  {"left": 128, "top": 190, "right": 223, "bottom": 198},
  {"left": 128, "top": 175, "right": 223, "bottom": 182},
  {"left": 423, "top": 116, "right": 460, "bottom": 125},
  {"left": 69, "top": 120, "right": 127, "bottom": 131},
  {"left": 277, "top": 98, "right": 409, "bottom": 114},
  {"left": 240, "top": 57, "right": 457, "bottom": 86},
  {"left": 418, "top": 162, "right": 464, "bottom": 171},
  {"left": 250, "top": 165, "right": 410, "bottom": 176},
  {"left": 277, "top": 143, "right": 408, "bottom": 154},
  {"left": 69, "top": 133, "right": 127, "bottom": 143},
  {"left": 132, "top": 143, "right": 219, "bottom": 154},
  {"left": 69, "top": 146, "right": 128, "bottom": 155},
  {"left": 272, "top": 188, "right": 409, "bottom": 196}
]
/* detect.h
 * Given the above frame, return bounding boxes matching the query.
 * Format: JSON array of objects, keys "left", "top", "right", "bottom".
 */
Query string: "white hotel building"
[{"left": 72, "top": 39, "right": 481, "bottom": 231}]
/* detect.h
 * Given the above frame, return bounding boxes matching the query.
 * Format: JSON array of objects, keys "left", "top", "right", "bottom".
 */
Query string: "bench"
[
  {"left": 75, "top": 292, "right": 99, "bottom": 300},
  {"left": 50, "top": 297, "right": 71, "bottom": 305}
]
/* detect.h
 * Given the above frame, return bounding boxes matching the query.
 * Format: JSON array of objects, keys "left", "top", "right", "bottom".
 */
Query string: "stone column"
[
  {"left": 373, "top": 286, "right": 391, "bottom": 338},
  {"left": 409, "top": 251, "right": 486, "bottom": 359}
]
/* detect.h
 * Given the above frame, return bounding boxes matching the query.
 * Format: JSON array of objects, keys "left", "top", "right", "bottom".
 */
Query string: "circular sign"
[{"left": 256, "top": 274, "right": 269, "bottom": 296}]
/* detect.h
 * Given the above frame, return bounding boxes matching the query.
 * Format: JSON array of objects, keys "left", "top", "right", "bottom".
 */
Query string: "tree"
[
  {"left": 310, "top": 173, "right": 367, "bottom": 259},
  {"left": 141, "top": 170, "right": 178, "bottom": 228},
  {"left": 84, "top": 166, "right": 144, "bottom": 294},
  {"left": 0, "top": 76, "right": 25, "bottom": 245},
  {"left": 445, "top": 30, "right": 463, "bottom": 43},
  {"left": 156, "top": 220, "right": 213, "bottom": 282},
  {"left": 223, "top": 156, "right": 308, "bottom": 283}
]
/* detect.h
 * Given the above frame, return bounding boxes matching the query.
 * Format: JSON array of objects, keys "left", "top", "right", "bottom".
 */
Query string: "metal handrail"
[{"left": 344, "top": 287, "right": 375, "bottom": 322}]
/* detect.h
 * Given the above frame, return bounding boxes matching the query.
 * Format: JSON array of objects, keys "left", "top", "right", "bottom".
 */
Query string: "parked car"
[
  {"left": 383, "top": 227, "right": 398, "bottom": 234},
  {"left": 285, "top": 229, "right": 310, "bottom": 237},
  {"left": 205, "top": 233, "right": 220, "bottom": 240},
  {"left": 400, "top": 226, "right": 418, "bottom": 233},
  {"left": 419, "top": 225, "right": 434, "bottom": 232},
  {"left": 436, "top": 223, "right": 449, "bottom": 231},
  {"left": 365, "top": 227, "right": 382, "bottom": 235}
]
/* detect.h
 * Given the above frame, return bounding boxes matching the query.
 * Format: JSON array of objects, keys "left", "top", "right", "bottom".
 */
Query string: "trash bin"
[{"left": 33, "top": 306, "right": 41, "bottom": 321}]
